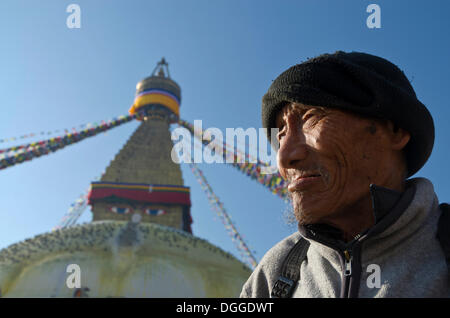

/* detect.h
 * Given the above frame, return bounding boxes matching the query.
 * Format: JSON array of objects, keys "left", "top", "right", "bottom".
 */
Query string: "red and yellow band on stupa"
[{"left": 88, "top": 181, "right": 191, "bottom": 206}]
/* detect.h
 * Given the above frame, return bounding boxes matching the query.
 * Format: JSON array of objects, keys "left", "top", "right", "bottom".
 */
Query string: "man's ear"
[{"left": 386, "top": 121, "right": 410, "bottom": 151}]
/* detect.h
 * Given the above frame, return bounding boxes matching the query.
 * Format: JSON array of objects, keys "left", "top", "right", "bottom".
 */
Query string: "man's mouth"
[{"left": 288, "top": 174, "right": 322, "bottom": 192}]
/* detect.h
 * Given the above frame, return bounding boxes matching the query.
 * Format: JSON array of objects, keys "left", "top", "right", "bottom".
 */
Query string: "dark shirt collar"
[{"left": 369, "top": 184, "right": 402, "bottom": 224}]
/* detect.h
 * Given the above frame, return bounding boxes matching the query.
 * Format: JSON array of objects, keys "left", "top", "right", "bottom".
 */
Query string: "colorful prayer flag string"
[
  {"left": 0, "top": 113, "right": 138, "bottom": 170},
  {"left": 52, "top": 163, "right": 111, "bottom": 231},
  {"left": 178, "top": 119, "right": 289, "bottom": 201},
  {"left": 189, "top": 162, "right": 258, "bottom": 269},
  {"left": 52, "top": 190, "right": 90, "bottom": 231},
  {"left": 0, "top": 120, "right": 114, "bottom": 145}
]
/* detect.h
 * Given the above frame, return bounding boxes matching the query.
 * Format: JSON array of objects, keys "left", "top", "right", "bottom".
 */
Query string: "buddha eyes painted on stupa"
[
  {"left": 109, "top": 206, "right": 132, "bottom": 215},
  {"left": 108, "top": 205, "right": 167, "bottom": 216},
  {"left": 145, "top": 209, "right": 167, "bottom": 216}
]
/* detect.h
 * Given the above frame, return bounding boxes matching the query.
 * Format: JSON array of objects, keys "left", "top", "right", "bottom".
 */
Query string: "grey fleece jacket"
[{"left": 240, "top": 178, "right": 449, "bottom": 298}]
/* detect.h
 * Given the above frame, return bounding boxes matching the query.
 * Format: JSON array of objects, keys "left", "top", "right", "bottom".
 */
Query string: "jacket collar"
[{"left": 369, "top": 184, "right": 403, "bottom": 223}]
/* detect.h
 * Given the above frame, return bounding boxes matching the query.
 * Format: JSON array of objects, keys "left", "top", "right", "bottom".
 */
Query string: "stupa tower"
[
  {"left": 88, "top": 58, "right": 192, "bottom": 233},
  {"left": 0, "top": 58, "right": 252, "bottom": 298}
]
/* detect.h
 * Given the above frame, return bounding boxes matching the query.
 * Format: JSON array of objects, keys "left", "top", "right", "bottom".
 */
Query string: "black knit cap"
[{"left": 262, "top": 51, "right": 434, "bottom": 177}]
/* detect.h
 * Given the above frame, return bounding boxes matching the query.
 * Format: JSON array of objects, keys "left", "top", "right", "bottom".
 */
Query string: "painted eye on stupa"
[
  {"left": 109, "top": 206, "right": 132, "bottom": 214},
  {"left": 145, "top": 209, "right": 166, "bottom": 216}
]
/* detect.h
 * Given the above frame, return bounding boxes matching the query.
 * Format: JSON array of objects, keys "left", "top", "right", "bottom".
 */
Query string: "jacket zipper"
[
  {"left": 341, "top": 249, "right": 353, "bottom": 298},
  {"left": 302, "top": 227, "right": 361, "bottom": 298},
  {"left": 344, "top": 250, "right": 353, "bottom": 276}
]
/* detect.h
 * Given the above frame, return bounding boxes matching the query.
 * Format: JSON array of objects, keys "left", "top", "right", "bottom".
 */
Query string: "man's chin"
[
  {"left": 295, "top": 211, "right": 320, "bottom": 226},
  {"left": 292, "top": 197, "right": 325, "bottom": 225}
]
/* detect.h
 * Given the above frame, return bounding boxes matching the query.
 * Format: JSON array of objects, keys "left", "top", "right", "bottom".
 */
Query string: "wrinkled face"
[{"left": 276, "top": 103, "right": 403, "bottom": 226}]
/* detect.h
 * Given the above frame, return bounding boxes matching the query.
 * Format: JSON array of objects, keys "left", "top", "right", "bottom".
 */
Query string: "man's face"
[{"left": 276, "top": 103, "right": 401, "bottom": 226}]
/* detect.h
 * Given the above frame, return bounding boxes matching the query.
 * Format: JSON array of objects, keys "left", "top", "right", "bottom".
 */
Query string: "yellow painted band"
[{"left": 129, "top": 93, "right": 180, "bottom": 116}]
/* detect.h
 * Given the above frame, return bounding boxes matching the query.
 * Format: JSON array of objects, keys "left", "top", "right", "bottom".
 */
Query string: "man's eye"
[{"left": 302, "top": 110, "right": 315, "bottom": 122}]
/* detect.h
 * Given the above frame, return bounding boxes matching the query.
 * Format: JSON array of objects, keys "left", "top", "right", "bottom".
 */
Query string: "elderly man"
[{"left": 240, "top": 51, "right": 449, "bottom": 298}]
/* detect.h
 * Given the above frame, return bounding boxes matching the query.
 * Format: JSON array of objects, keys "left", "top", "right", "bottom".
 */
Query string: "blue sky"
[{"left": 0, "top": 0, "right": 449, "bottom": 266}]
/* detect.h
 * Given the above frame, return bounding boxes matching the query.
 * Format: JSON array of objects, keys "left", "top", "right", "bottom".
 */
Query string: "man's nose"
[{"left": 277, "top": 123, "right": 308, "bottom": 170}]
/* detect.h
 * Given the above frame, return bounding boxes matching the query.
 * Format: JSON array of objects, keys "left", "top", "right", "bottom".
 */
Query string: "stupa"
[{"left": 0, "top": 59, "right": 251, "bottom": 297}]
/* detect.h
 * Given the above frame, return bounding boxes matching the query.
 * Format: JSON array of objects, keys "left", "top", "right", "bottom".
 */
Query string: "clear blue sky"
[{"left": 0, "top": 0, "right": 449, "bottom": 265}]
